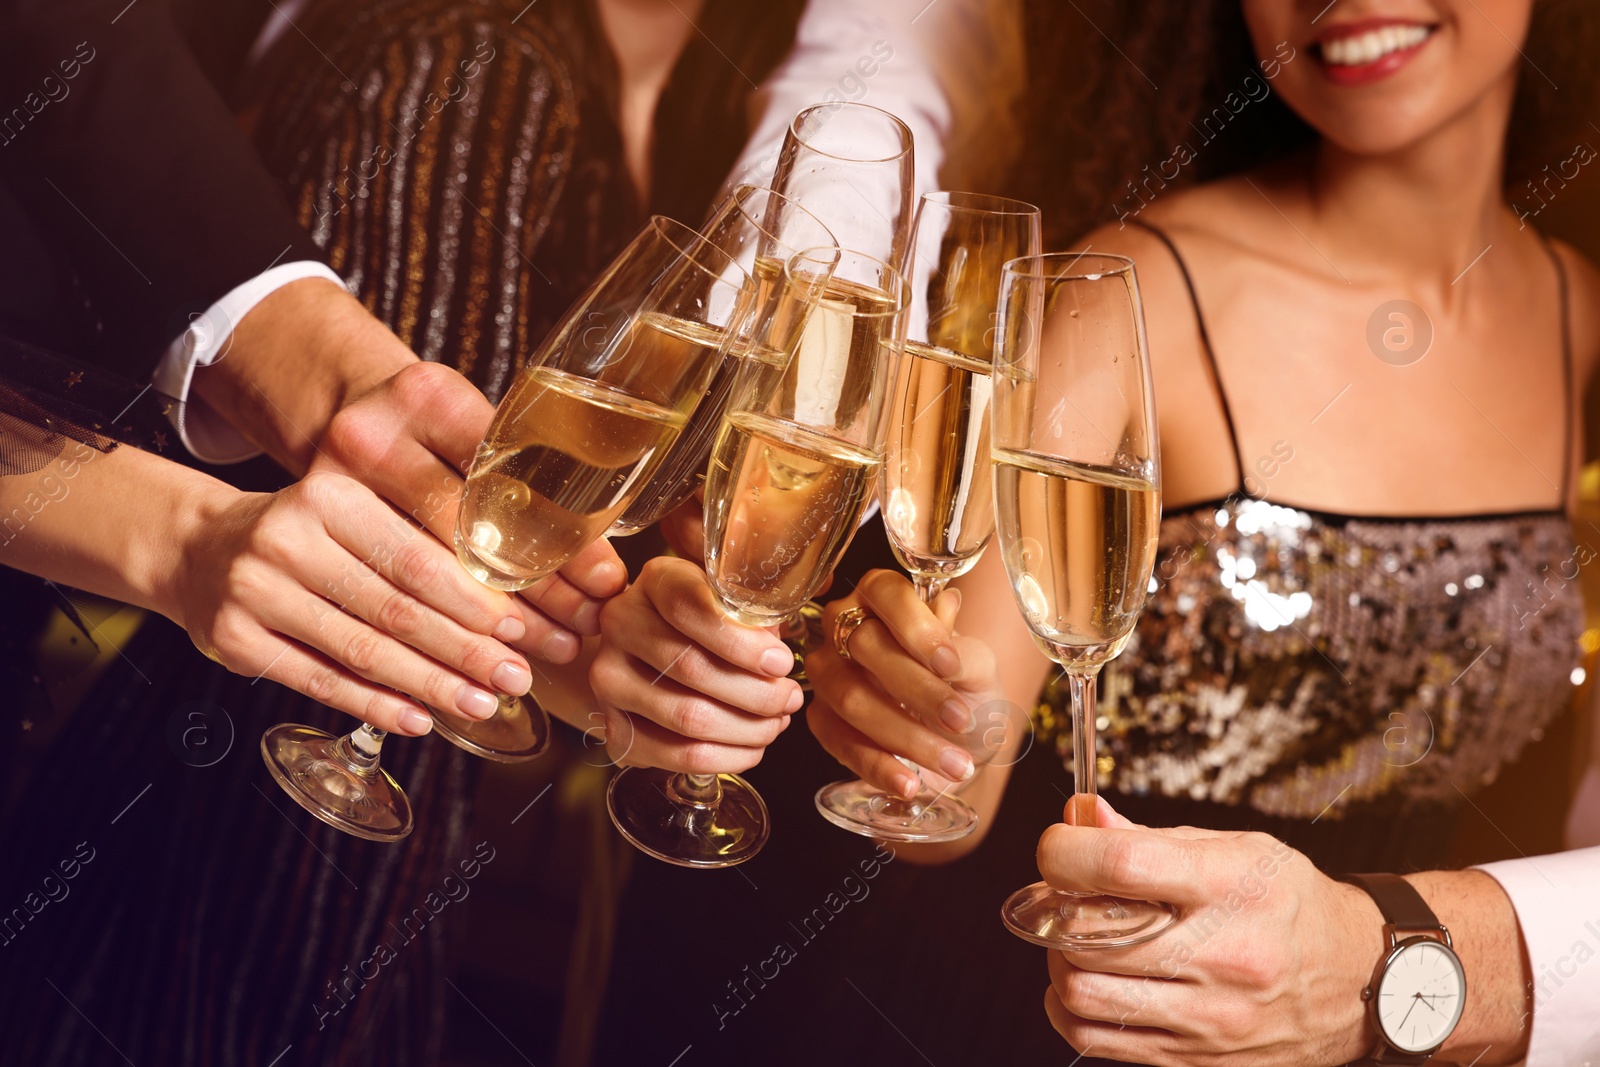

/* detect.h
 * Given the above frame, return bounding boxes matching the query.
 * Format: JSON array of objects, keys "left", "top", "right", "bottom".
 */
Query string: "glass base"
[
  {"left": 781, "top": 600, "right": 826, "bottom": 689},
  {"left": 606, "top": 767, "right": 769, "bottom": 868},
  {"left": 814, "top": 778, "right": 979, "bottom": 843},
  {"left": 1000, "top": 881, "right": 1177, "bottom": 949},
  {"left": 260, "top": 724, "right": 413, "bottom": 842},
  {"left": 429, "top": 693, "right": 552, "bottom": 763}
]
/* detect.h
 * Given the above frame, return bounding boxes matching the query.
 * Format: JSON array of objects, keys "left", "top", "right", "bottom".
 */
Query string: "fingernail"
[
  {"left": 572, "top": 600, "right": 603, "bottom": 636},
  {"left": 894, "top": 773, "right": 920, "bottom": 799},
  {"left": 759, "top": 646, "right": 796, "bottom": 677},
  {"left": 491, "top": 661, "right": 531, "bottom": 695},
  {"left": 939, "top": 748, "right": 974, "bottom": 782},
  {"left": 784, "top": 685, "right": 804, "bottom": 713},
  {"left": 780, "top": 714, "right": 792, "bottom": 732},
  {"left": 493, "top": 615, "right": 526, "bottom": 642},
  {"left": 540, "top": 628, "right": 579, "bottom": 663},
  {"left": 931, "top": 645, "right": 961, "bottom": 679},
  {"left": 590, "top": 559, "right": 628, "bottom": 592},
  {"left": 939, "top": 699, "right": 972, "bottom": 734},
  {"left": 944, "top": 588, "right": 963, "bottom": 615},
  {"left": 456, "top": 684, "right": 499, "bottom": 719},
  {"left": 399, "top": 707, "right": 434, "bottom": 735}
]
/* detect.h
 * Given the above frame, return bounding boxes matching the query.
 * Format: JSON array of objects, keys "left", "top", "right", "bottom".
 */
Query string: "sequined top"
[{"left": 1037, "top": 223, "right": 1583, "bottom": 820}]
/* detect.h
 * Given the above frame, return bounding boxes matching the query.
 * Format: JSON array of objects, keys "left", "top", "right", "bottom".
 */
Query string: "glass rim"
[
  {"left": 787, "top": 102, "right": 913, "bottom": 165},
  {"left": 1003, "top": 251, "right": 1134, "bottom": 281},
  {"left": 920, "top": 190, "right": 1041, "bottom": 217},
  {"left": 788, "top": 245, "right": 910, "bottom": 315},
  {"left": 725, "top": 184, "right": 840, "bottom": 253},
  {"left": 646, "top": 214, "right": 751, "bottom": 289}
]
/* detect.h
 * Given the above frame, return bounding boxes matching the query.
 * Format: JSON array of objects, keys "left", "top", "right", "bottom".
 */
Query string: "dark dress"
[
  {"left": 0, "top": 1, "right": 799, "bottom": 1063},
  {"left": 592, "top": 226, "right": 1585, "bottom": 1064}
]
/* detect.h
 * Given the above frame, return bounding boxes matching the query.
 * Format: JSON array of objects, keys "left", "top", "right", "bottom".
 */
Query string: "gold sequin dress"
[{"left": 1036, "top": 221, "right": 1584, "bottom": 859}]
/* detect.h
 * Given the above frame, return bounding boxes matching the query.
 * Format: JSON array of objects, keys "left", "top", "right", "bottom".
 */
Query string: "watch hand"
[{"left": 1397, "top": 995, "right": 1421, "bottom": 1031}]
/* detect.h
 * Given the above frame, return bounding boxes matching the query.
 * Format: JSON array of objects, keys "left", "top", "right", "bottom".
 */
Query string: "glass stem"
[
  {"left": 1065, "top": 669, "right": 1100, "bottom": 827},
  {"left": 334, "top": 724, "right": 386, "bottom": 777},
  {"left": 668, "top": 772, "right": 723, "bottom": 808},
  {"left": 913, "top": 575, "right": 950, "bottom": 603}
]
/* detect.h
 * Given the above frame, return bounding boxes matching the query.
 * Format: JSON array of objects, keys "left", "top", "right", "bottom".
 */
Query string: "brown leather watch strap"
[{"left": 1343, "top": 873, "right": 1446, "bottom": 936}]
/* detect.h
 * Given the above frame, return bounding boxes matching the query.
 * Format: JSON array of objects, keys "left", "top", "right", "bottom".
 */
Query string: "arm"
[
  {"left": 1032, "top": 800, "right": 1579, "bottom": 1066},
  {"left": 0, "top": 440, "right": 539, "bottom": 733}
]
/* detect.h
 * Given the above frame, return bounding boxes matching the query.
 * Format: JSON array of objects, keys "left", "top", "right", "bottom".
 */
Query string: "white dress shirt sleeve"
[
  {"left": 1475, "top": 847, "right": 1600, "bottom": 1066},
  {"left": 725, "top": 0, "right": 959, "bottom": 201},
  {"left": 151, "top": 261, "right": 347, "bottom": 465}
]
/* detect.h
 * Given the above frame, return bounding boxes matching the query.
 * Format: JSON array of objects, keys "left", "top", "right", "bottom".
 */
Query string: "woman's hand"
[
  {"left": 167, "top": 470, "right": 540, "bottom": 737},
  {"left": 589, "top": 555, "right": 803, "bottom": 771},
  {"left": 804, "top": 569, "right": 1018, "bottom": 799},
  {"left": 1037, "top": 798, "right": 1378, "bottom": 1067}
]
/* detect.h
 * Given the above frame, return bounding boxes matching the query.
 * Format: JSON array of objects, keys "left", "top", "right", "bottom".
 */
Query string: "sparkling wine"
[
  {"left": 457, "top": 364, "right": 686, "bottom": 589},
  {"left": 612, "top": 267, "right": 802, "bottom": 535},
  {"left": 704, "top": 411, "right": 881, "bottom": 625},
  {"left": 992, "top": 447, "right": 1160, "bottom": 669},
  {"left": 883, "top": 340, "right": 995, "bottom": 583}
]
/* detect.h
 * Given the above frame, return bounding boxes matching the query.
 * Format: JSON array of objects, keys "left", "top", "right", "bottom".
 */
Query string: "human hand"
[
  {"left": 166, "top": 470, "right": 539, "bottom": 736},
  {"left": 804, "top": 569, "right": 1018, "bottom": 800},
  {"left": 588, "top": 555, "right": 803, "bottom": 772},
  {"left": 311, "top": 360, "right": 628, "bottom": 661},
  {"left": 1037, "top": 798, "right": 1378, "bottom": 1067}
]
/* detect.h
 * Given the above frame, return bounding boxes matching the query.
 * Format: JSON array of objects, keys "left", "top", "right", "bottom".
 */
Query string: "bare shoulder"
[{"left": 1545, "top": 236, "right": 1600, "bottom": 388}]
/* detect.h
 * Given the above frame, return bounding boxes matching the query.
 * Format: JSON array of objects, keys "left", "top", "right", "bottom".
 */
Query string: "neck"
[{"left": 1304, "top": 74, "right": 1519, "bottom": 290}]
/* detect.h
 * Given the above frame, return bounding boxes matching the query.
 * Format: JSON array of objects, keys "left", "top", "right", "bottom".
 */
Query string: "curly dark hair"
[{"left": 1007, "top": 0, "right": 1600, "bottom": 247}]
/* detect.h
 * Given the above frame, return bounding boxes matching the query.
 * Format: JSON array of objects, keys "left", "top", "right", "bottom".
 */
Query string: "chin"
[{"left": 1244, "top": 1, "right": 1527, "bottom": 162}]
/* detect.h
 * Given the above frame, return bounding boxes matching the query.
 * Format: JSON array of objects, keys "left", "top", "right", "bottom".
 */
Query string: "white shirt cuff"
[
  {"left": 152, "top": 261, "right": 347, "bottom": 464},
  {"left": 1475, "top": 847, "right": 1600, "bottom": 1066}
]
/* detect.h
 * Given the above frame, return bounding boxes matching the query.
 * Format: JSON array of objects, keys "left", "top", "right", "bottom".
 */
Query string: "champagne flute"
[
  {"left": 769, "top": 102, "right": 916, "bottom": 678},
  {"left": 815, "top": 191, "right": 1041, "bottom": 843},
  {"left": 611, "top": 185, "right": 839, "bottom": 536},
  {"left": 992, "top": 253, "right": 1177, "bottom": 948},
  {"left": 607, "top": 249, "right": 910, "bottom": 867},
  {"left": 261, "top": 218, "right": 755, "bottom": 839}
]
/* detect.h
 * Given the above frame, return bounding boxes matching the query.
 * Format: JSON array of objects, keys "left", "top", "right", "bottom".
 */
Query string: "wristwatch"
[{"left": 1341, "top": 873, "right": 1467, "bottom": 1065}]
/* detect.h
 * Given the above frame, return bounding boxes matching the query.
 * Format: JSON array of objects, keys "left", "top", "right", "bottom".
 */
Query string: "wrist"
[
  {"left": 142, "top": 473, "right": 243, "bottom": 629},
  {"left": 1329, "top": 877, "right": 1386, "bottom": 1062},
  {"left": 192, "top": 278, "right": 414, "bottom": 472}
]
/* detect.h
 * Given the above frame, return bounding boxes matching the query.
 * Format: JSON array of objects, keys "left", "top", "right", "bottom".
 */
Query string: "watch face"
[{"left": 1375, "top": 939, "right": 1467, "bottom": 1053}]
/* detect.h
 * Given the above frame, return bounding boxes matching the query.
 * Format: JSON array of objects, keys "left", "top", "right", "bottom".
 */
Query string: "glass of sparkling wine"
[
  {"left": 769, "top": 102, "right": 916, "bottom": 676},
  {"left": 261, "top": 218, "right": 754, "bottom": 841},
  {"left": 611, "top": 185, "right": 839, "bottom": 536},
  {"left": 815, "top": 191, "right": 1041, "bottom": 843},
  {"left": 606, "top": 248, "right": 910, "bottom": 867},
  {"left": 992, "top": 253, "right": 1177, "bottom": 947}
]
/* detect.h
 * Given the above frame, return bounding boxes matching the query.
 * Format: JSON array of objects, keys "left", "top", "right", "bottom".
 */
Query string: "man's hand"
[
  {"left": 192, "top": 280, "right": 627, "bottom": 663},
  {"left": 1036, "top": 798, "right": 1376, "bottom": 1067}
]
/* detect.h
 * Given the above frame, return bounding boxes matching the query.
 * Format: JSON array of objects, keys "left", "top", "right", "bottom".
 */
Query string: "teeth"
[{"left": 1322, "top": 24, "right": 1430, "bottom": 66}]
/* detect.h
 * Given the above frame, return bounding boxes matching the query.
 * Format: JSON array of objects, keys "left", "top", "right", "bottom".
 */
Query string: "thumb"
[{"left": 1063, "top": 794, "right": 1141, "bottom": 830}]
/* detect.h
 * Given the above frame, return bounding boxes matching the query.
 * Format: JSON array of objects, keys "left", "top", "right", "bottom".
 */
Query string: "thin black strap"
[
  {"left": 1536, "top": 233, "right": 1574, "bottom": 507},
  {"left": 1125, "top": 218, "right": 1249, "bottom": 492}
]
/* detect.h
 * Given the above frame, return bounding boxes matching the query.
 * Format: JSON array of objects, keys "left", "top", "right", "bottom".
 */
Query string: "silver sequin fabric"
[{"left": 1038, "top": 496, "right": 1585, "bottom": 819}]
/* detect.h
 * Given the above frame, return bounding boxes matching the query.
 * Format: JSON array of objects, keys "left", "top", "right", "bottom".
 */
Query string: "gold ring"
[{"left": 832, "top": 605, "right": 871, "bottom": 660}]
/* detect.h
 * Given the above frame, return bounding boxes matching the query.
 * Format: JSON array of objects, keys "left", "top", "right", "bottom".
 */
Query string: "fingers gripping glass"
[
  {"left": 262, "top": 218, "right": 755, "bottom": 840},
  {"left": 992, "top": 253, "right": 1177, "bottom": 947},
  {"left": 817, "top": 191, "right": 1042, "bottom": 843},
  {"left": 607, "top": 249, "right": 909, "bottom": 868}
]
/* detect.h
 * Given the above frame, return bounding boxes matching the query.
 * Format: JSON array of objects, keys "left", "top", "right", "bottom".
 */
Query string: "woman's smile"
[{"left": 1316, "top": 17, "right": 1439, "bottom": 85}]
